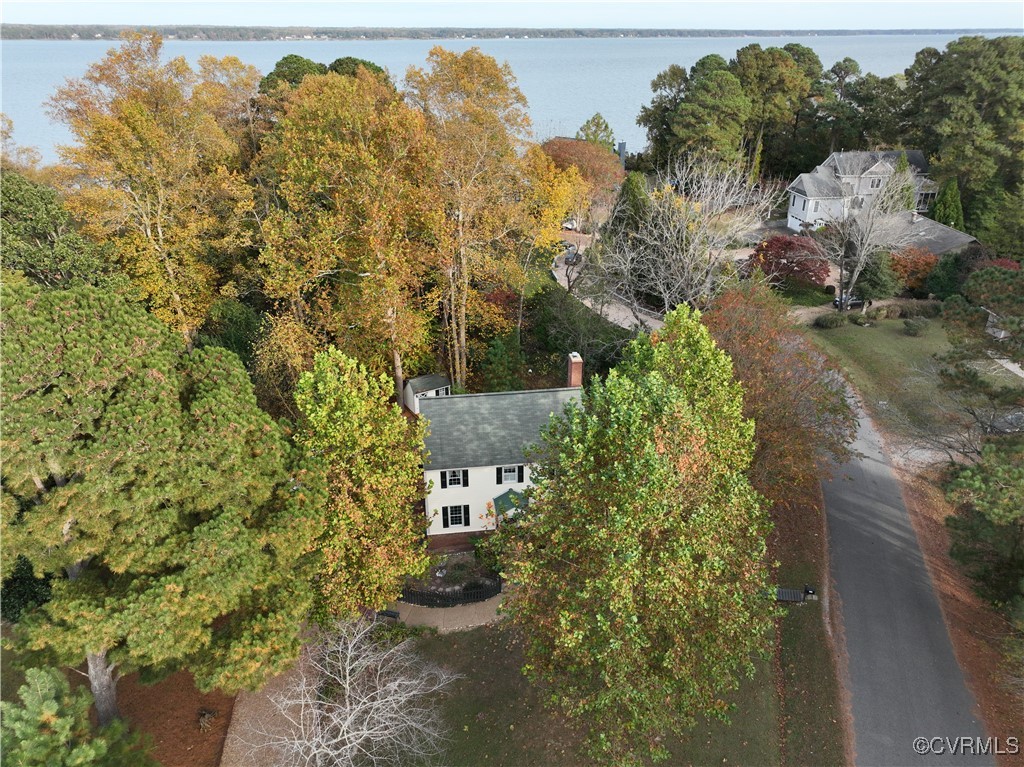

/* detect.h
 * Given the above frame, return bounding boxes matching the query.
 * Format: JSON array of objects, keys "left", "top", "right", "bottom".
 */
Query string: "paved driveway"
[{"left": 823, "top": 407, "right": 991, "bottom": 766}]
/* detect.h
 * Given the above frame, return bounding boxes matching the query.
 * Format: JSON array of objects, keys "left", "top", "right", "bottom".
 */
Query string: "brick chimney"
[{"left": 567, "top": 352, "right": 583, "bottom": 388}]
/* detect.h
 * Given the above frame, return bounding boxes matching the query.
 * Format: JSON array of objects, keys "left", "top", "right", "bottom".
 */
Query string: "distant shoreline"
[{"left": 2, "top": 24, "right": 1019, "bottom": 42}]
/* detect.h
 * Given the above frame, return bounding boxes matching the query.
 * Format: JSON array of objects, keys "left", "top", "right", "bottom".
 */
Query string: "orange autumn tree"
[
  {"left": 406, "top": 46, "right": 533, "bottom": 388},
  {"left": 702, "top": 281, "right": 856, "bottom": 506},
  {"left": 891, "top": 245, "right": 939, "bottom": 295},
  {"left": 255, "top": 68, "right": 440, "bottom": 402},
  {"left": 48, "top": 32, "right": 257, "bottom": 343}
]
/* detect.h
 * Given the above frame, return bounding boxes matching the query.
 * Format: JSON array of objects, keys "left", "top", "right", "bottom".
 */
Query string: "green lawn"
[
  {"left": 417, "top": 624, "right": 780, "bottom": 767},
  {"left": 779, "top": 280, "right": 833, "bottom": 308},
  {"left": 807, "top": 315, "right": 954, "bottom": 434}
]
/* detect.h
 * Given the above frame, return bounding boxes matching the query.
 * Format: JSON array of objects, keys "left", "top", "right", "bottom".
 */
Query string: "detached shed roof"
[
  {"left": 408, "top": 374, "right": 451, "bottom": 394},
  {"left": 421, "top": 388, "right": 582, "bottom": 470}
]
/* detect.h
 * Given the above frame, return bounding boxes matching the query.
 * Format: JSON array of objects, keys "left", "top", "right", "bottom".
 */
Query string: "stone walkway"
[{"left": 219, "top": 596, "right": 504, "bottom": 766}]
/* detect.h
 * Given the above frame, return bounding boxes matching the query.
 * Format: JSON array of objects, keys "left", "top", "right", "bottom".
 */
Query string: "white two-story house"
[
  {"left": 418, "top": 353, "right": 584, "bottom": 549},
  {"left": 786, "top": 150, "right": 936, "bottom": 232}
]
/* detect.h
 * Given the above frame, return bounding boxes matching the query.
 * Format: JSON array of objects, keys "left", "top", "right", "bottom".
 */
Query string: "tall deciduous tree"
[
  {"left": 257, "top": 69, "right": 440, "bottom": 401},
  {"left": 294, "top": 348, "right": 429, "bottom": 617},
  {"left": 1, "top": 278, "right": 322, "bottom": 726},
  {"left": 497, "top": 307, "right": 774, "bottom": 763},
  {"left": 541, "top": 136, "right": 625, "bottom": 216},
  {"left": 812, "top": 166, "right": 919, "bottom": 310},
  {"left": 47, "top": 32, "right": 255, "bottom": 343},
  {"left": 594, "top": 154, "right": 779, "bottom": 324},
  {"left": 703, "top": 282, "right": 855, "bottom": 506},
  {"left": 406, "top": 46, "right": 532, "bottom": 388}
]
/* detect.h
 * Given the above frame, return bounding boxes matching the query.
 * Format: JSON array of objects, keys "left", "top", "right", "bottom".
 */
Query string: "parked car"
[
  {"left": 561, "top": 218, "right": 578, "bottom": 231},
  {"left": 833, "top": 293, "right": 867, "bottom": 310},
  {"left": 564, "top": 250, "right": 582, "bottom": 266}
]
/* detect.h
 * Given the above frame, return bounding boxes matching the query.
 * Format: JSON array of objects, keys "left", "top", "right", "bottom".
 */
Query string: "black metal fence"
[{"left": 400, "top": 575, "right": 502, "bottom": 608}]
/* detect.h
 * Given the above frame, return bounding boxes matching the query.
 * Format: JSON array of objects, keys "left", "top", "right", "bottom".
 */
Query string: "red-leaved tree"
[
  {"left": 891, "top": 246, "right": 938, "bottom": 293},
  {"left": 703, "top": 281, "right": 856, "bottom": 506},
  {"left": 743, "top": 235, "right": 830, "bottom": 287}
]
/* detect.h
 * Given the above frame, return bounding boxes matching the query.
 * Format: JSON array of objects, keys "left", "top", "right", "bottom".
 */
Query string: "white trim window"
[
  {"left": 496, "top": 465, "right": 525, "bottom": 485},
  {"left": 442, "top": 504, "right": 470, "bottom": 528},
  {"left": 447, "top": 470, "right": 462, "bottom": 487}
]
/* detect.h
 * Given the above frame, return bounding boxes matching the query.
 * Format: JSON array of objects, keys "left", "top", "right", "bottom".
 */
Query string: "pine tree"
[
  {"left": 930, "top": 178, "right": 965, "bottom": 230},
  {"left": 1, "top": 277, "right": 323, "bottom": 725}
]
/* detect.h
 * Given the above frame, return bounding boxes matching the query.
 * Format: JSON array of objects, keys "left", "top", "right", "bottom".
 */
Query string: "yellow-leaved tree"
[{"left": 48, "top": 32, "right": 258, "bottom": 343}]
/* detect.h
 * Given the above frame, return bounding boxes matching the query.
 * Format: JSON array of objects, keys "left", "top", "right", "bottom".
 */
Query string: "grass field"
[
  {"left": 779, "top": 280, "right": 833, "bottom": 308},
  {"left": 806, "top": 314, "right": 954, "bottom": 434}
]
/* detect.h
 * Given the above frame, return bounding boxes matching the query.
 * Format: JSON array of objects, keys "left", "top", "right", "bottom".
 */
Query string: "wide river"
[{"left": 0, "top": 33, "right": 1006, "bottom": 163}]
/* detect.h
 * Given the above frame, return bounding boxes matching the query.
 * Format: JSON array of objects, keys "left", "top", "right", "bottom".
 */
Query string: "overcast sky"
[{"left": 3, "top": 1, "right": 1022, "bottom": 30}]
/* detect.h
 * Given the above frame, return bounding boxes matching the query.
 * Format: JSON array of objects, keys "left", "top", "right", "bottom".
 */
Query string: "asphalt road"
[{"left": 823, "top": 406, "right": 992, "bottom": 767}]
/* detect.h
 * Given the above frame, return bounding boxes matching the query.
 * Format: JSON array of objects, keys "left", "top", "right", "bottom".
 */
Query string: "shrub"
[
  {"left": 866, "top": 306, "right": 885, "bottom": 321},
  {"left": 849, "top": 313, "right": 872, "bottom": 326},
  {"left": 814, "top": 312, "right": 847, "bottom": 329},
  {"left": 903, "top": 317, "right": 930, "bottom": 336}
]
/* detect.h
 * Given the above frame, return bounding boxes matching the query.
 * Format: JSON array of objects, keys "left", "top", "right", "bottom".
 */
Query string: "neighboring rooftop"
[
  {"left": 823, "top": 150, "right": 929, "bottom": 176},
  {"left": 421, "top": 388, "right": 582, "bottom": 470},
  {"left": 789, "top": 171, "right": 847, "bottom": 198},
  {"left": 896, "top": 211, "right": 977, "bottom": 255}
]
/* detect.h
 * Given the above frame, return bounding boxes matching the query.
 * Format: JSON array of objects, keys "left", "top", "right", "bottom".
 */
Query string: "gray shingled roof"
[
  {"left": 421, "top": 388, "right": 582, "bottom": 470},
  {"left": 788, "top": 170, "right": 846, "bottom": 198},
  {"left": 825, "top": 150, "right": 929, "bottom": 176},
  {"left": 408, "top": 374, "right": 451, "bottom": 394},
  {"left": 895, "top": 211, "right": 976, "bottom": 255}
]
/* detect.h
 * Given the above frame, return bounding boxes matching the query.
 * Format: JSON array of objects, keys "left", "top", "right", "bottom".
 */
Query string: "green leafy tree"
[
  {"left": 498, "top": 307, "right": 774, "bottom": 763},
  {"left": 636, "top": 64, "right": 690, "bottom": 169},
  {"left": 857, "top": 251, "right": 904, "bottom": 301},
  {"left": 575, "top": 112, "right": 615, "bottom": 151},
  {"left": 671, "top": 70, "right": 751, "bottom": 164},
  {"left": 0, "top": 171, "right": 124, "bottom": 290},
  {"left": 259, "top": 53, "right": 327, "bottom": 92},
  {"left": 328, "top": 55, "right": 386, "bottom": 79},
  {"left": 905, "top": 36, "right": 1024, "bottom": 237},
  {"left": 930, "top": 178, "right": 965, "bottom": 230},
  {"left": 294, "top": 348, "right": 429, "bottom": 617},
  {"left": 947, "top": 444, "right": 1024, "bottom": 606},
  {"left": 0, "top": 667, "right": 157, "bottom": 767},
  {"left": 847, "top": 73, "right": 908, "bottom": 148},
  {"left": 729, "top": 44, "right": 812, "bottom": 177},
  {"left": 1, "top": 278, "right": 323, "bottom": 726}
]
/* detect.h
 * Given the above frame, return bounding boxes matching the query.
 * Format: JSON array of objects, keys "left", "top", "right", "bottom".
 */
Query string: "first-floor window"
[
  {"left": 813, "top": 200, "right": 820, "bottom": 213},
  {"left": 802, "top": 199, "right": 807, "bottom": 211},
  {"left": 442, "top": 505, "right": 470, "bottom": 528}
]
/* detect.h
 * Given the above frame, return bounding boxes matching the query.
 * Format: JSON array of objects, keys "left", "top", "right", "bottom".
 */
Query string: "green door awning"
[{"left": 493, "top": 489, "right": 527, "bottom": 516}]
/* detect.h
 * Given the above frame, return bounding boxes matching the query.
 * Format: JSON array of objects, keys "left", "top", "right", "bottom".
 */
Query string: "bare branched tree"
[
  {"left": 592, "top": 155, "right": 780, "bottom": 326},
  {"left": 242, "top": 619, "right": 458, "bottom": 767},
  {"left": 812, "top": 167, "right": 919, "bottom": 310}
]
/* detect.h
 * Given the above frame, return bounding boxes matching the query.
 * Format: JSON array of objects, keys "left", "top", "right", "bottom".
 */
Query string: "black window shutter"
[
  {"left": 440, "top": 472, "right": 447, "bottom": 489},
  {"left": 496, "top": 467, "right": 503, "bottom": 485},
  {"left": 442, "top": 506, "right": 450, "bottom": 528},
  {"left": 517, "top": 465, "right": 524, "bottom": 483},
  {"left": 463, "top": 505, "right": 471, "bottom": 527},
  {"left": 462, "top": 469, "right": 470, "bottom": 487}
]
